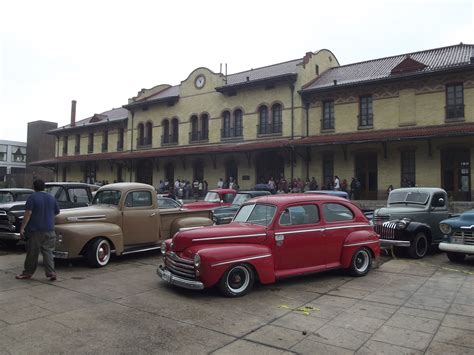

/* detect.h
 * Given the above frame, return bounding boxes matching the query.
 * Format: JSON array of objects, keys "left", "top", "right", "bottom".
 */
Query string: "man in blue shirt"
[{"left": 16, "top": 179, "right": 60, "bottom": 281}]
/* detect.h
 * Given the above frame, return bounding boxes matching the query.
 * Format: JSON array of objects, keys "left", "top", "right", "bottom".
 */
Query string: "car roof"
[
  {"left": 236, "top": 190, "right": 271, "bottom": 196},
  {"left": 45, "top": 182, "right": 96, "bottom": 189},
  {"left": 249, "top": 193, "right": 350, "bottom": 204},
  {"left": 389, "top": 187, "right": 446, "bottom": 194},
  {"left": 0, "top": 188, "right": 34, "bottom": 193},
  {"left": 97, "top": 182, "right": 153, "bottom": 192},
  {"left": 305, "top": 190, "right": 349, "bottom": 198}
]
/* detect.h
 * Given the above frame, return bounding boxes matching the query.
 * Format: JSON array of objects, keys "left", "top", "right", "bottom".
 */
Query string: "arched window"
[
  {"left": 201, "top": 114, "right": 209, "bottom": 140},
  {"left": 272, "top": 103, "right": 282, "bottom": 133},
  {"left": 171, "top": 118, "right": 179, "bottom": 143},
  {"left": 137, "top": 123, "right": 144, "bottom": 147},
  {"left": 233, "top": 109, "right": 243, "bottom": 137},
  {"left": 190, "top": 115, "right": 199, "bottom": 142},
  {"left": 145, "top": 122, "right": 153, "bottom": 146},
  {"left": 222, "top": 111, "right": 231, "bottom": 138},
  {"left": 162, "top": 119, "right": 170, "bottom": 144},
  {"left": 258, "top": 106, "right": 268, "bottom": 134}
]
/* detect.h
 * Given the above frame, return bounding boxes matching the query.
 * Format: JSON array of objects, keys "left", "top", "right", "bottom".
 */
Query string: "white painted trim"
[
  {"left": 192, "top": 233, "right": 266, "bottom": 242},
  {"left": 211, "top": 254, "right": 272, "bottom": 267},
  {"left": 343, "top": 240, "right": 380, "bottom": 247}
]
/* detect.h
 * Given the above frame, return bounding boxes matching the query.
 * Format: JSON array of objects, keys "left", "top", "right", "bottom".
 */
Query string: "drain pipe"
[
  {"left": 305, "top": 101, "right": 310, "bottom": 137},
  {"left": 129, "top": 110, "right": 135, "bottom": 182}
]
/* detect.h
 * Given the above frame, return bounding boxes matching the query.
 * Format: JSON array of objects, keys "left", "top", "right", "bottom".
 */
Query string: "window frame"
[
  {"left": 445, "top": 83, "right": 464, "bottom": 120},
  {"left": 358, "top": 95, "right": 373, "bottom": 127},
  {"left": 322, "top": 100, "right": 335, "bottom": 130}
]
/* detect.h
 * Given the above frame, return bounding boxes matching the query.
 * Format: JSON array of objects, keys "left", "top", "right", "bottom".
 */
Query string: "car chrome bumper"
[
  {"left": 0, "top": 232, "right": 21, "bottom": 241},
  {"left": 379, "top": 239, "right": 411, "bottom": 247},
  {"left": 53, "top": 251, "right": 69, "bottom": 259},
  {"left": 157, "top": 265, "right": 204, "bottom": 290},
  {"left": 439, "top": 242, "right": 474, "bottom": 254}
]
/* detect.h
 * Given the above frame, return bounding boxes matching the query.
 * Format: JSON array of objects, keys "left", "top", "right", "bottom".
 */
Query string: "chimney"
[{"left": 70, "top": 100, "right": 77, "bottom": 127}]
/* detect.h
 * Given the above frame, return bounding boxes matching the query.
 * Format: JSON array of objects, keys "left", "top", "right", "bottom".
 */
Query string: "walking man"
[{"left": 16, "top": 179, "right": 60, "bottom": 281}]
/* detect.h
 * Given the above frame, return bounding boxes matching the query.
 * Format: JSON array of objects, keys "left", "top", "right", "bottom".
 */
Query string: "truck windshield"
[
  {"left": 234, "top": 203, "right": 276, "bottom": 226},
  {"left": 0, "top": 192, "right": 14, "bottom": 203},
  {"left": 388, "top": 190, "right": 429, "bottom": 205},
  {"left": 204, "top": 192, "right": 220, "bottom": 203},
  {"left": 232, "top": 193, "right": 251, "bottom": 206},
  {"left": 92, "top": 190, "right": 121, "bottom": 205}
]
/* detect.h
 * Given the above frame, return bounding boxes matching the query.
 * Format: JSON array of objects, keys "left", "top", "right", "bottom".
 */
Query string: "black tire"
[
  {"left": 447, "top": 252, "right": 466, "bottom": 262},
  {"left": 219, "top": 263, "right": 255, "bottom": 297},
  {"left": 349, "top": 248, "right": 372, "bottom": 276},
  {"left": 85, "top": 238, "right": 111, "bottom": 267},
  {"left": 408, "top": 232, "right": 429, "bottom": 259}
]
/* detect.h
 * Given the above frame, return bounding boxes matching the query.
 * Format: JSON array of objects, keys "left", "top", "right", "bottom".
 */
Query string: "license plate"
[{"left": 162, "top": 270, "right": 171, "bottom": 282}]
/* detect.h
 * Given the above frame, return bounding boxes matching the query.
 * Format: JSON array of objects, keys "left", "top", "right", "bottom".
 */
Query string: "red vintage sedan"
[
  {"left": 182, "top": 188, "right": 236, "bottom": 210},
  {"left": 158, "top": 194, "right": 380, "bottom": 297}
]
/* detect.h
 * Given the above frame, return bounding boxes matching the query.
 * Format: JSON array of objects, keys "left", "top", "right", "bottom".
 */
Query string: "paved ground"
[{"left": 0, "top": 246, "right": 473, "bottom": 354}]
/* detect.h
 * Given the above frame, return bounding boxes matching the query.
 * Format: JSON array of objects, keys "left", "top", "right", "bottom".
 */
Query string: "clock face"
[{"left": 195, "top": 75, "right": 206, "bottom": 89}]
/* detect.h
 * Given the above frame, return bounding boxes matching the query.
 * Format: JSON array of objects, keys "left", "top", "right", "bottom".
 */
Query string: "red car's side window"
[
  {"left": 322, "top": 203, "right": 354, "bottom": 222},
  {"left": 279, "top": 204, "right": 320, "bottom": 226}
]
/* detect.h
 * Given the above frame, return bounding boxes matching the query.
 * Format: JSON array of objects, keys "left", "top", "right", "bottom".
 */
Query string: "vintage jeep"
[
  {"left": 54, "top": 182, "right": 213, "bottom": 267},
  {"left": 373, "top": 187, "right": 450, "bottom": 258},
  {"left": 158, "top": 194, "right": 379, "bottom": 297},
  {"left": 439, "top": 209, "right": 474, "bottom": 262}
]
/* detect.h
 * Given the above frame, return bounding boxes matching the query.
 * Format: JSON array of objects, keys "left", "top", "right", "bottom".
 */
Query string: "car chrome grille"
[
  {"left": 453, "top": 231, "right": 474, "bottom": 245},
  {"left": 373, "top": 215, "right": 396, "bottom": 240},
  {"left": 165, "top": 252, "right": 196, "bottom": 280}
]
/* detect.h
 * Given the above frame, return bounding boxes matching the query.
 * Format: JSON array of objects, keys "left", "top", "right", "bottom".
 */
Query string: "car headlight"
[
  {"left": 161, "top": 241, "right": 167, "bottom": 255},
  {"left": 396, "top": 218, "right": 411, "bottom": 230},
  {"left": 439, "top": 223, "right": 452, "bottom": 235},
  {"left": 193, "top": 254, "right": 201, "bottom": 268}
]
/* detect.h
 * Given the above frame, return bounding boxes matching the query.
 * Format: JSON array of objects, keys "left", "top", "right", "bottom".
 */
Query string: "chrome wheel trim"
[
  {"left": 354, "top": 249, "right": 370, "bottom": 273},
  {"left": 416, "top": 235, "right": 428, "bottom": 257},
  {"left": 96, "top": 240, "right": 110, "bottom": 265},
  {"left": 226, "top": 266, "right": 250, "bottom": 294}
]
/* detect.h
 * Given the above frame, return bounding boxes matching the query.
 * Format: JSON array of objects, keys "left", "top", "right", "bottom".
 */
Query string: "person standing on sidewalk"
[{"left": 16, "top": 179, "right": 60, "bottom": 281}]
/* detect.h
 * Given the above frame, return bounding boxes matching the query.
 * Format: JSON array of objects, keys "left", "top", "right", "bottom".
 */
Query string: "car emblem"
[
  {"left": 170, "top": 252, "right": 176, "bottom": 258},
  {"left": 170, "top": 242, "right": 174, "bottom": 249}
]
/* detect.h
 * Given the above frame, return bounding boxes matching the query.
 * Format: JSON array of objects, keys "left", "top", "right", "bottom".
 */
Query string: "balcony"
[
  {"left": 136, "top": 137, "right": 152, "bottom": 149},
  {"left": 87, "top": 144, "right": 93, "bottom": 153},
  {"left": 221, "top": 127, "right": 243, "bottom": 140},
  {"left": 161, "top": 134, "right": 179, "bottom": 146},
  {"left": 446, "top": 104, "right": 464, "bottom": 120},
  {"left": 257, "top": 122, "right": 282, "bottom": 136},
  {"left": 74, "top": 146, "right": 80, "bottom": 155},
  {"left": 189, "top": 131, "right": 209, "bottom": 143},
  {"left": 116, "top": 141, "right": 124, "bottom": 151},
  {"left": 101, "top": 142, "right": 108, "bottom": 152}
]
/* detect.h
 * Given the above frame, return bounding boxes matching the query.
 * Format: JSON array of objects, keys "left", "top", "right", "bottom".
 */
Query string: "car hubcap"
[
  {"left": 227, "top": 266, "right": 250, "bottom": 293},
  {"left": 97, "top": 242, "right": 109, "bottom": 263},
  {"left": 417, "top": 237, "right": 427, "bottom": 256},
  {"left": 355, "top": 250, "right": 369, "bottom": 272}
]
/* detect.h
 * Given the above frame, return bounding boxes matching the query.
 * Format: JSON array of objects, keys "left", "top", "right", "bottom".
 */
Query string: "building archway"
[
  {"left": 255, "top": 151, "right": 284, "bottom": 185},
  {"left": 442, "top": 148, "right": 471, "bottom": 201},
  {"left": 193, "top": 160, "right": 204, "bottom": 182},
  {"left": 225, "top": 160, "right": 238, "bottom": 183}
]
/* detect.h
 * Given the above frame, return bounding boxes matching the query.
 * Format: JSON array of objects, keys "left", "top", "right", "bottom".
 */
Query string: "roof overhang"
[
  {"left": 29, "top": 138, "right": 291, "bottom": 166},
  {"left": 47, "top": 117, "right": 128, "bottom": 135},
  {"left": 291, "top": 122, "right": 474, "bottom": 147},
  {"left": 216, "top": 73, "right": 298, "bottom": 94}
]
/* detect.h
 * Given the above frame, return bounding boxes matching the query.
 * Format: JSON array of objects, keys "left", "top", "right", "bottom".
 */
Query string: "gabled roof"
[
  {"left": 302, "top": 43, "right": 474, "bottom": 93},
  {"left": 124, "top": 85, "right": 180, "bottom": 109},
  {"left": 49, "top": 107, "right": 128, "bottom": 134}
]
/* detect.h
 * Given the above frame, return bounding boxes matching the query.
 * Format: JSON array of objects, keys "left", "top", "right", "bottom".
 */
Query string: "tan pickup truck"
[{"left": 53, "top": 182, "right": 213, "bottom": 267}]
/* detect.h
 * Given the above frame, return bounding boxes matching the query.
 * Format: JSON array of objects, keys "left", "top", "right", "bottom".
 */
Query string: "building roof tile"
[{"left": 50, "top": 107, "right": 128, "bottom": 133}]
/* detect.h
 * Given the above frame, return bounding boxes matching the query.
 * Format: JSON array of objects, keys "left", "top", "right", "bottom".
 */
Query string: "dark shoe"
[
  {"left": 15, "top": 273, "right": 32, "bottom": 280},
  {"left": 46, "top": 273, "right": 57, "bottom": 281}
]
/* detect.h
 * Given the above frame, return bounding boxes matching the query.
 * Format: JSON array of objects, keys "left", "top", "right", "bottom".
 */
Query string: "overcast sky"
[{"left": 1, "top": 0, "right": 473, "bottom": 142}]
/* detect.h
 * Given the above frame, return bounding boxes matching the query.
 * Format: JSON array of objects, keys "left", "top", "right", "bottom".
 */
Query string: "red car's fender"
[
  {"left": 187, "top": 243, "right": 275, "bottom": 288},
  {"left": 340, "top": 229, "right": 380, "bottom": 269}
]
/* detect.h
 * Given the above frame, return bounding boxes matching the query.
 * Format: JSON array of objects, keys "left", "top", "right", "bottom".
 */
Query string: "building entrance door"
[
  {"left": 355, "top": 152, "right": 378, "bottom": 199},
  {"left": 136, "top": 159, "right": 153, "bottom": 185},
  {"left": 442, "top": 149, "right": 471, "bottom": 201},
  {"left": 225, "top": 160, "right": 238, "bottom": 183},
  {"left": 256, "top": 151, "right": 284, "bottom": 185}
]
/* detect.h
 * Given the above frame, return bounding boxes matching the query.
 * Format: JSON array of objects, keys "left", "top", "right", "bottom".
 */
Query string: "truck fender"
[
  {"left": 170, "top": 216, "right": 213, "bottom": 236},
  {"left": 340, "top": 230, "right": 380, "bottom": 269},
  {"left": 406, "top": 222, "right": 432, "bottom": 242},
  {"left": 188, "top": 244, "right": 275, "bottom": 288},
  {"left": 55, "top": 223, "right": 124, "bottom": 258}
]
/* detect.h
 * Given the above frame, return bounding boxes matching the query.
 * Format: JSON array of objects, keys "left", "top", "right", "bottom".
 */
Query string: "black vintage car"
[
  {"left": 212, "top": 190, "right": 271, "bottom": 224},
  {"left": 0, "top": 182, "right": 96, "bottom": 246}
]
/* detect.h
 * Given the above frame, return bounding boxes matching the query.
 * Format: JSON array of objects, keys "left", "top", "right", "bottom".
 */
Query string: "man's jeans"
[{"left": 23, "top": 231, "right": 56, "bottom": 276}]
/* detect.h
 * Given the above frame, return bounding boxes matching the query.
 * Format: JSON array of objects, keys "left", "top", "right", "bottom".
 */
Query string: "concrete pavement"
[{"left": 0, "top": 247, "right": 473, "bottom": 354}]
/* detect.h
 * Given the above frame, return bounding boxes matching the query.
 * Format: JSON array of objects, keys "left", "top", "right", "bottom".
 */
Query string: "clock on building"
[{"left": 195, "top": 74, "right": 206, "bottom": 89}]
